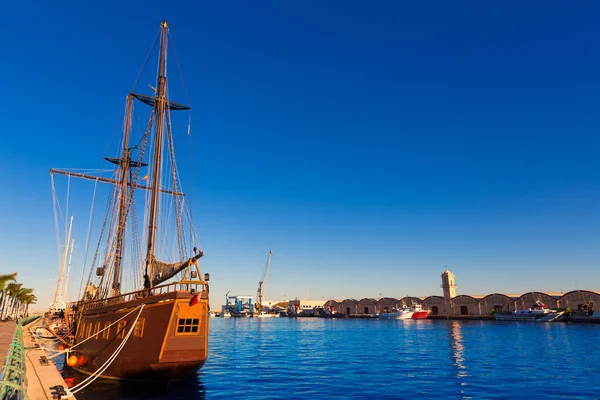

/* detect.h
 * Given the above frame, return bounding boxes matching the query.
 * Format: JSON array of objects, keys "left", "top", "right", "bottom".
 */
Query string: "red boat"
[{"left": 410, "top": 304, "right": 430, "bottom": 319}]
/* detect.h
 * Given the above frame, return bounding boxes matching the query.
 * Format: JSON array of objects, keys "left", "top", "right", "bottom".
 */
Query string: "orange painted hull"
[{"left": 70, "top": 290, "right": 209, "bottom": 381}]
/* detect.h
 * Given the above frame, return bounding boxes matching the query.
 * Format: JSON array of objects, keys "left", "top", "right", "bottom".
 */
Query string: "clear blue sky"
[{"left": 2, "top": 1, "right": 600, "bottom": 308}]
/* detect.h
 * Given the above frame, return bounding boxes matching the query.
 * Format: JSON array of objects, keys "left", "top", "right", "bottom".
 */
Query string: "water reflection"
[
  {"left": 61, "top": 369, "right": 207, "bottom": 400},
  {"left": 55, "top": 348, "right": 207, "bottom": 400},
  {"left": 448, "top": 321, "right": 467, "bottom": 378},
  {"left": 40, "top": 319, "right": 600, "bottom": 399}
]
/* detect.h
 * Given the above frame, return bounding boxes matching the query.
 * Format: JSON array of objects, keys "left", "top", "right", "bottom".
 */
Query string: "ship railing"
[{"left": 74, "top": 281, "right": 208, "bottom": 311}]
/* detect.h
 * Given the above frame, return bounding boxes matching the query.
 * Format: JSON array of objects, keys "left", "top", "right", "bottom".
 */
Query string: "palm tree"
[
  {"left": 21, "top": 294, "right": 37, "bottom": 317},
  {"left": 0, "top": 273, "right": 17, "bottom": 319},
  {"left": 10, "top": 288, "right": 32, "bottom": 319},
  {"left": 14, "top": 291, "right": 35, "bottom": 318},
  {"left": 2, "top": 282, "right": 21, "bottom": 320}
]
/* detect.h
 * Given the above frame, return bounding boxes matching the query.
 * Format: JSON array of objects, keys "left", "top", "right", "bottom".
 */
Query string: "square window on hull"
[{"left": 176, "top": 317, "right": 201, "bottom": 335}]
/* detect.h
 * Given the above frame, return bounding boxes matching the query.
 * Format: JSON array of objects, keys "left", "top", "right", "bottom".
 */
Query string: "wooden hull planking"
[{"left": 71, "top": 290, "right": 209, "bottom": 381}]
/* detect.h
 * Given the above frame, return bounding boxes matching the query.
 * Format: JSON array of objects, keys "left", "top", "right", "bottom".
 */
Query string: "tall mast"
[
  {"left": 145, "top": 20, "right": 169, "bottom": 287},
  {"left": 112, "top": 95, "right": 134, "bottom": 296},
  {"left": 53, "top": 216, "right": 73, "bottom": 310},
  {"left": 65, "top": 238, "right": 74, "bottom": 303}
]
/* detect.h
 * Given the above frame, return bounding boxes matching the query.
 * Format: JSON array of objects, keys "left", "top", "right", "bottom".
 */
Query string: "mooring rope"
[
  {"left": 46, "top": 304, "right": 143, "bottom": 360},
  {"left": 65, "top": 304, "right": 145, "bottom": 397}
]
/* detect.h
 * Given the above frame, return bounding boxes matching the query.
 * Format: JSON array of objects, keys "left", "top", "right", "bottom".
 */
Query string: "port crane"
[{"left": 256, "top": 251, "right": 273, "bottom": 311}]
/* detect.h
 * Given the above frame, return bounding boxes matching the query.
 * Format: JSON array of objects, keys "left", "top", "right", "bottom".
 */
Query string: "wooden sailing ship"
[{"left": 50, "top": 20, "right": 210, "bottom": 381}]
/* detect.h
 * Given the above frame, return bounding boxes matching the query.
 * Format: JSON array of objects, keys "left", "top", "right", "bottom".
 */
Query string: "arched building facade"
[
  {"left": 376, "top": 297, "right": 399, "bottom": 313},
  {"left": 325, "top": 268, "right": 599, "bottom": 317},
  {"left": 422, "top": 296, "right": 447, "bottom": 315},
  {"left": 448, "top": 295, "right": 482, "bottom": 315},
  {"left": 340, "top": 299, "right": 358, "bottom": 315},
  {"left": 515, "top": 292, "right": 559, "bottom": 310},
  {"left": 357, "top": 298, "right": 377, "bottom": 315},
  {"left": 479, "top": 293, "right": 516, "bottom": 314},
  {"left": 398, "top": 296, "right": 423, "bottom": 307},
  {"left": 323, "top": 300, "right": 340, "bottom": 314},
  {"left": 558, "top": 290, "right": 600, "bottom": 310}
]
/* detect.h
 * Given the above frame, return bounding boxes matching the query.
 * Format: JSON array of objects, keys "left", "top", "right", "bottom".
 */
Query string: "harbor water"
[{"left": 61, "top": 318, "right": 600, "bottom": 399}]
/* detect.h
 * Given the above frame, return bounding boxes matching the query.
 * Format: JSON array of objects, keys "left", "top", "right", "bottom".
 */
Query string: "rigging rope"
[
  {"left": 167, "top": 30, "right": 191, "bottom": 108},
  {"left": 51, "top": 174, "right": 64, "bottom": 266},
  {"left": 165, "top": 106, "right": 186, "bottom": 260},
  {"left": 65, "top": 175, "right": 71, "bottom": 243},
  {"left": 47, "top": 304, "right": 143, "bottom": 360},
  {"left": 66, "top": 304, "right": 145, "bottom": 396},
  {"left": 78, "top": 179, "right": 99, "bottom": 300},
  {"left": 99, "top": 176, "right": 121, "bottom": 297},
  {"left": 85, "top": 180, "right": 117, "bottom": 298},
  {"left": 167, "top": 28, "right": 196, "bottom": 250},
  {"left": 131, "top": 27, "right": 160, "bottom": 93}
]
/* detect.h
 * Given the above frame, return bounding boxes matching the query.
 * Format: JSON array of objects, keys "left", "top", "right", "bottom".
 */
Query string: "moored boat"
[
  {"left": 52, "top": 20, "right": 210, "bottom": 381},
  {"left": 379, "top": 306, "right": 412, "bottom": 320},
  {"left": 410, "top": 304, "right": 430, "bottom": 319},
  {"left": 495, "top": 301, "right": 563, "bottom": 322},
  {"left": 564, "top": 301, "right": 600, "bottom": 323},
  {"left": 256, "top": 311, "right": 280, "bottom": 318},
  {"left": 379, "top": 304, "right": 430, "bottom": 320}
]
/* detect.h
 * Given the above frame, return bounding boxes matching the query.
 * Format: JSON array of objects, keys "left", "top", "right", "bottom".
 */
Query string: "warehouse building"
[{"left": 327, "top": 268, "right": 600, "bottom": 317}]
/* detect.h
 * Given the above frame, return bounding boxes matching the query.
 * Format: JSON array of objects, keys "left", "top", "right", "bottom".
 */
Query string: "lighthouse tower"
[{"left": 441, "top": 268, "right": 456, "bottom": 301}]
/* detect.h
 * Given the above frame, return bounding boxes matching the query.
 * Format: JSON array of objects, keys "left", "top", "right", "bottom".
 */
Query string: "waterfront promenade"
[
  {"left": 0, "top": 321, "right": 16, "bottom": 367},
  {"left": 0, "top": 319, "right": 75, "bottom": 399}
]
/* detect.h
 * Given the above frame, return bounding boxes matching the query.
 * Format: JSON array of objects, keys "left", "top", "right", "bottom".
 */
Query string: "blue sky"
[{"left": 1, "top": 1, "right": 600, "bottom": 308}]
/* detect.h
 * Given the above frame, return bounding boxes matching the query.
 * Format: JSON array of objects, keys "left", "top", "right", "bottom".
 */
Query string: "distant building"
[
  {"left": 357, "top": 298, "right": 377, "bottom": 315},
  {"left": 329, "top": 267, "right": 600, "bottom": 317},
  {"left": 441, "top": 268, "right": 456, "bottom": 301},
  {"left": 288, "top": 299, "right": 327, "bottom": 315}
]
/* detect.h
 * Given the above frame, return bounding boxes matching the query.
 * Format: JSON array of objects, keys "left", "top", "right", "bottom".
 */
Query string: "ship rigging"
[{"left": 50, "top": 20, "right": 210, "bottom": 381}]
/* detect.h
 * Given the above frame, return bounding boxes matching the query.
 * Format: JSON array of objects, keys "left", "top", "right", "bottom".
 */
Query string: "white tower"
[{"left": 441, "top": 267, "right": 456, "bottom": 301}]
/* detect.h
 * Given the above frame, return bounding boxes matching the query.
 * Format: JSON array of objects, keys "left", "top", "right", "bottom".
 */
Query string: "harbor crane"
[{"left": 256, "top": 251, "right": 273, "bottom": 311}]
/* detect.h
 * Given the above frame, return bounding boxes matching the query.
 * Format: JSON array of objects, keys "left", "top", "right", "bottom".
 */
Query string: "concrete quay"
[
  {"left": 0, "top": 318, "right": 76, "bottom": 400},
  {"left": 23, "top": 319, "right": 76, "bottom": 399}
]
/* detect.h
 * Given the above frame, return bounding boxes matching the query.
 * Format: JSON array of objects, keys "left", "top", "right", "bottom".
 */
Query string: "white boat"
[
  {"left": 379, "top": 306, "right": 413, "bottom": 320},
  {"left": 379, "top": 304, "right": 430, "bottom": 320},
  {"left": 256, "top": 311, "right": 280, "bottom": 318},
  {"left": 495, "top": 301, "right": 563, "bottom": 322},
  {"left": 222, "top": 311, "right": 231, "bottom": 318}
]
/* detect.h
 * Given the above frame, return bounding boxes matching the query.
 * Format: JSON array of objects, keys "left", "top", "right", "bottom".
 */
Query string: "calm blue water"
[{"left": 62, "top": 318, "right": 600, "bottom": 399}]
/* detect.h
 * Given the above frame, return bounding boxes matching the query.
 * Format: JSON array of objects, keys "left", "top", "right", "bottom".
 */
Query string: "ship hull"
[
  {"left": 411, "top": 311, "right": 429, "bottom": 319},
  {"left": 70, "top": 290, "right": 209, "bottom": 381},
  {"left": 379, "top": 311, "right": 413, "bottom": 320},
  {"left": 494, "top": 311, "right": 560, "bottom": 322}
]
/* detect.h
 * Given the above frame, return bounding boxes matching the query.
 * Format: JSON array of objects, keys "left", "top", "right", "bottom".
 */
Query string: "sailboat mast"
[
  {"left": 53, "top": 216, "right": 73, "bottom": 310},
  {"left": 145, "top": 20, "right": 169, "bottom": 287},
  {"left": 112, "top": 95, "right": 134, "bottom": 296},
  {"left": 65, "top": 238, "right": 74, "bottom": 304}
]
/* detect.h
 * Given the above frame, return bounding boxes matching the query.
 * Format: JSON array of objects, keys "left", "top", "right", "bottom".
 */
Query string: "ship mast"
[
  {"left": 145, "top": 20, "right": 169, "bottom": 287},
  {"left": 52, "top": 216, "right": 73, "bottom": 311},
  {"left": 112, "top": 95, "right": 134, "bottom": 296}
]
